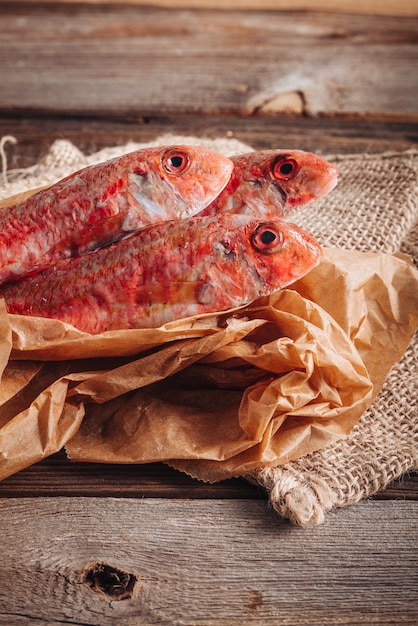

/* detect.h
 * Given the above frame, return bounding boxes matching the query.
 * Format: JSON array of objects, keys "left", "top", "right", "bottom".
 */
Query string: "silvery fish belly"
[
  {"left": 0, "top": 145, "right": 233, "bottom": 284},
  {"left": 0, "top": 213, "right": 323, "bottom": 334},
  {"left": 200, "top": 149, "right": 339, "bottom": 219}
]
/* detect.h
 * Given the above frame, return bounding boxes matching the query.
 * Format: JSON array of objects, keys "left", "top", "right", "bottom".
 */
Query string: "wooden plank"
[
  {"left": 0, "top": 451, "right": 416, "bottom": 500},
  {"left": 0, "top": 4, "right": 417, "bottom": 118},
  {"left": 0, "top": 453, "right": 265, "bottom": 499},
  {"left": 18, "top": 0, "right": 418, "bottom": 18},
  {"left": 373, "top": 472, "right": 418, "bottom": 500},
  {"left": 2, "top": 115, "right": 417, "bottom": 173},
  {"left": 0, "top": 498, "right": 417, "bottom": 625}
]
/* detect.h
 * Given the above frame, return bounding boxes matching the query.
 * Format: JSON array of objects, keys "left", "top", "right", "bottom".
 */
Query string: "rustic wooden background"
[{"left": 0, "top": 1, "right": 417, "bottom": 624}]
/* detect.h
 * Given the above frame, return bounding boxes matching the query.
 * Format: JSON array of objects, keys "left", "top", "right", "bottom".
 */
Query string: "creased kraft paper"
[{"left": 1, "top": 239, "right": 417, "bottom": 483}]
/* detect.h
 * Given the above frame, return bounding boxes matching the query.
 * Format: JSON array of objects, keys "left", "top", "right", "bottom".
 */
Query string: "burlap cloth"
[{"left": 1, "top": 135, "right": 417, "bottom": 526}]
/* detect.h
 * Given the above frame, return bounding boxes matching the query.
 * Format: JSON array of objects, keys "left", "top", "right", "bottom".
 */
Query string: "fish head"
[
  {"left": 203, "top": 214, "right": 323, "bottom": 307},
  {"left": 222, "top": 149, "right": 338, "bottom": 217},
  {"left": 127, "top": 145, "right": 234, "bottom": 222},
  {"left": 244, "top": 218, "right": 323, "bottom": 291}
]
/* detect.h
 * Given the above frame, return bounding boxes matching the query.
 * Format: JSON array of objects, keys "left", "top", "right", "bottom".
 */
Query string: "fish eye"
[
  {"left": 271, "top": 157, "right": 299, "bottom": 181},
  {"left": 251, "top": 223, "right": 283, "bottom": 254},
  {"left": 162, "top": 149, "right": 190, "bottom": 175}
]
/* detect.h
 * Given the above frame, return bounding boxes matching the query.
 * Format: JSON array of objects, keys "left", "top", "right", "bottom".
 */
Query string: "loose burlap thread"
[{"left": 1, "top": 136, "right": 417, "bottom": 526}]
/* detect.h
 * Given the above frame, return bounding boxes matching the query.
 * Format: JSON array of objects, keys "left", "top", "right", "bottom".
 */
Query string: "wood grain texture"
[
  {"left": 0, "top": 453, "right": 265, "bottom": 499},
  {"left": 0, "top": 3, "right": 417, "bottom": 118},
  {"left": 0, "top": 451, "right": 416, "bottom": 500},
  {"left": 18, "top": 0, "right": 418, "bottom": 17},
  {"left": 2, "top": 115, "right": 418, "bottom": 172},
  {"left": 0, "top": 498, "right": 417, "bottom": 625}
]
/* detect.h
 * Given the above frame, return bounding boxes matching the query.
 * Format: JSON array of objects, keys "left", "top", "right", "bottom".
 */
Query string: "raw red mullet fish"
[
  {"left": 0, "top": 214, "right": 323, "bottom": 334},
  {"left": 0, "top": 145, "right": 233, "bottom": 284},
  {"left": 200, "top": 149, "right": 338, "bottom": 219}
]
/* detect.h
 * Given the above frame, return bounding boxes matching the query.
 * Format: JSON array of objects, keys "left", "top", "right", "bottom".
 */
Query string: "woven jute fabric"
[{"left": 1, "top": 136, "right": 417, "bottom": 526}]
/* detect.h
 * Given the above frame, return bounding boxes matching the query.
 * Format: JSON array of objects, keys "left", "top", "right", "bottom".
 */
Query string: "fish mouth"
[
  {"left": 319, "top": 170, "right": 339, "bottom": 198},
  {"left": 299, "top": 165, "right": 339, "bottom": 204}
]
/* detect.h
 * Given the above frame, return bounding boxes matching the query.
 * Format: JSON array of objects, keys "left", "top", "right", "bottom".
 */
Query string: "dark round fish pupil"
[
  {"left": 170, "top": 156, "right": 184, "bottom": 168},
  {"left": 260, "top": 230, "right": 277, "bottom": 245},
  {"left": 280, "top": 162, "right": 293, "bottom": 175}
]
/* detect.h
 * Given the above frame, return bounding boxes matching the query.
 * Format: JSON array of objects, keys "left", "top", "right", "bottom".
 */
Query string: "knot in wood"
[{"left": 83, "top": 562, "right": 137, "bottom": 601}]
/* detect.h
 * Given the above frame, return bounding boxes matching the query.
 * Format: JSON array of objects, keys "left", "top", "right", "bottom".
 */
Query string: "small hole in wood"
[{"left": 83, "top": 562, "right": 137, "bottom": 601}]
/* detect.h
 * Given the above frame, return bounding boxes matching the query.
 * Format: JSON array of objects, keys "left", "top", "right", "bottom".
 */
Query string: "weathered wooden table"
[{"left": 0, "top": 2, "right": 417, "bottom": 624}]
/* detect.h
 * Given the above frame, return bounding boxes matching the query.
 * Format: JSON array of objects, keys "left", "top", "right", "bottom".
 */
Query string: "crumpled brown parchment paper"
[
  {"left": 1, "top": 138, "right": 418, "bottom": 484},
  {"left": 0, "top": 223, "right": 417, "bottom": 481}
]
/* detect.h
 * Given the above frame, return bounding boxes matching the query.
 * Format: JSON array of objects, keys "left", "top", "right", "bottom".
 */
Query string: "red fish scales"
[
  {"left": 0, "top": 214, "right": 323, "bottom": 334},
  {"left": 0, "top": 145, "right": 233, "bottom": 284}
]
